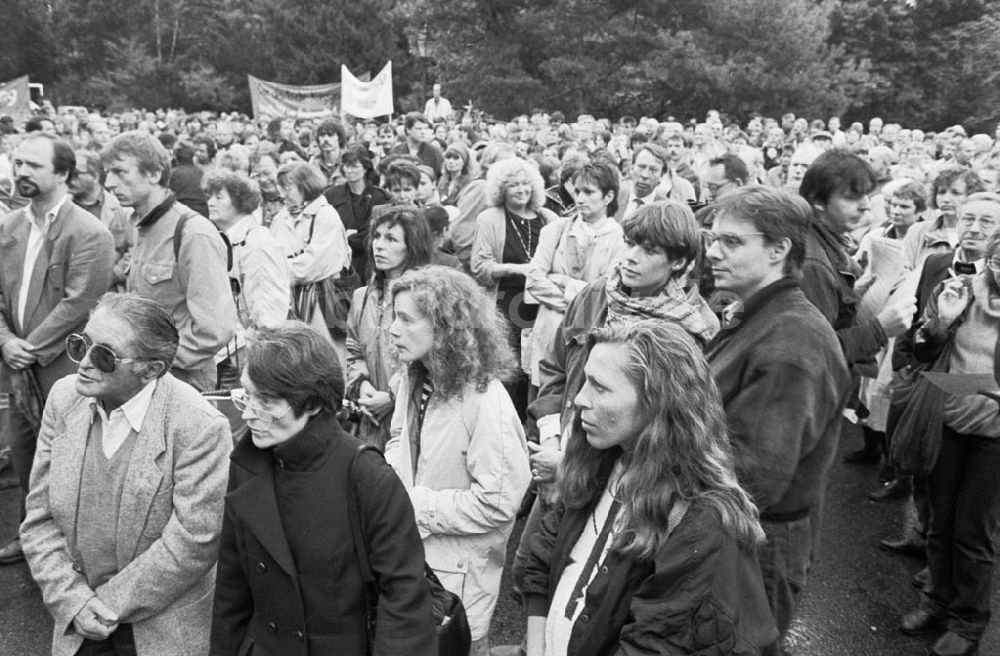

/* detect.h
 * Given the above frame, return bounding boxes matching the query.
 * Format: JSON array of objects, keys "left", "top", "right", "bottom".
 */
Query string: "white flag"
[{"left": 341, "top": 62, "right": 394, "bottom": 119}]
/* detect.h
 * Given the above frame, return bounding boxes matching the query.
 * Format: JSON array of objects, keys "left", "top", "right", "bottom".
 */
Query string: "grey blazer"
[{"left": 20, "top": 373, "right": 233, "bottom": 656}]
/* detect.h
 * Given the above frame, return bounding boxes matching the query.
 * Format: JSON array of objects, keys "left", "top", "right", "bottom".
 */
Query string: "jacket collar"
[{"left": 134, "top": 191, "right": 177, "bottom": 229}]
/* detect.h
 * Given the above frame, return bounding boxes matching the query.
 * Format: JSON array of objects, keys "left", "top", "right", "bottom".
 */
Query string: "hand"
[
  {"left": 876, "top": 293, "right": 918, "bottom": 338},
  {"left": 1, "top": 338, "right": 37, "bottom": 369},
  {"left": 935, "top": 279, "right": 971, "bottom": 326},
  {"left": 72, "top": 596, "right": 119, "bottom": 641},
  {"left": 358, "top": 388, "right": 394, "bottom": 417},
  {"left": 527, "top": 441, "right": 562, "bottom": 483}
]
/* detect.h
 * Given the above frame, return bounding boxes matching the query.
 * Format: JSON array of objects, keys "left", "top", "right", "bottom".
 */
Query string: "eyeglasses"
[
  {"left": 987, "top": 258, "right": 1000, "bottom": 273},
  {"left": 703, "top": 230, "right": 766, "bottom": 250},
  {"left": 230, "top": 388, "right": 292, "bottom": 425},
  {"left": 957, "top": 215, "right": 998, "bottom": 230},
  {"left": 65, "top": 334, "right": 139, "bottom": 373}
]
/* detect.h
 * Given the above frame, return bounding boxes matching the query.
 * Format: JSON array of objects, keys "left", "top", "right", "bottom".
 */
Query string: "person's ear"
[
  {"left": 137, "top": 359, "right": 167, "bottom": 383},
  {"left": 770, "top": 237, "right": 792, "bottom": 264}
]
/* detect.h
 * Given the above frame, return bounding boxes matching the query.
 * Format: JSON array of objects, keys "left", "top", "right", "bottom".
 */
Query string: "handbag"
[
  {"left": 888, "top": 337, "right": 955, "bottom": 476},
  {"left": 291, "top": 209, "right": 360, "bottom": 333},
  {"left": 345, "top": 443, "right": 471, "bottom": 656}
]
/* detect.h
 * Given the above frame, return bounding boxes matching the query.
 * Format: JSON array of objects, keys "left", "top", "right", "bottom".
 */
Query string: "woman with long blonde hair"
[{"left": 518, "top": 320, "right": 776, "bottom": 656}]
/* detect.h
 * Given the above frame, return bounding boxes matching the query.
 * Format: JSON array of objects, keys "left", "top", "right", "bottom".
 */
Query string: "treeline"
[{"left": 3, "top": 0, "right": 999, "bottom": 130}]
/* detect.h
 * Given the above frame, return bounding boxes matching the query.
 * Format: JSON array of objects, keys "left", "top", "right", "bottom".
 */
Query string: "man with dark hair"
[
  {"left": 0, "top": 133, "right": 115, "bottom": 564},
  {"left": 310, "top": 119, "right": 346, "bottom": 185},
  {"left": 390, "top": 112, "right": 444, "bottom": 177},
  {"left": 192, "top": 135, "right": 216, "bottom": 169},
  {"left": 702, "top": 153, "right": 749, "bottom": 203},
  {"left": 71, "top": 150, "right": 134, "bottom": 290},
  {"left": 20, "top": 292, "right": 231, "bottom": 655},
  {"left": 167, "top": 141, "right": 209, "bottom": 218},
  {"left": 706, "top": 185, "right": 851, "bottom": 646},
  {"left": 102, "top": 131, "right": 236, "bottom": 391}
]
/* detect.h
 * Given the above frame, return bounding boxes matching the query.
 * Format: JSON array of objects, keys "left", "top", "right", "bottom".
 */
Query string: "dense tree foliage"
[{"left": 1, "top": 0, "right": 998, "bottom": 129}]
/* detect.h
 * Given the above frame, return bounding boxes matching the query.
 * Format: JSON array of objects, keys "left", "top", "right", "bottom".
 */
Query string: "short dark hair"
[
  {"left": 315, "top": 119, "right": 346, "bottom": 147},
  {"left": 22, "top": 133, "right": 77, "bottom": 185},
  {"left": 423, "top": 204, "right": 450, "bottom": 235},
  {"left": 709, "top": 154, "right": 749, "bottom": 185},
  {"left": 799, "top": 148, "right": 877, "bottom": 207},
  {"left": 341, "top": 144, "right": 379, "bottom": 187},
  {"left": 385, "top": 161, "right": 422, "bottom": 190},
  {"left": 245, "top": 321, "right": 345, "bottom": 417},
  {"left": 94, "top": 292, "right": 179, "bottom": 376},
  {"left": 193, "top": 135, "right": 217, "bottom": 160},
  {"left": 574, "top": 161, "right": 621, "bottom": 216},
  {"left": 276, "top": 161, "right": 327, "bottom": 202},
  {"left": 714, "top": 185, "right": 810, "bottom": 275},
  {"left": 890, "top": 181, "right": 928, "bottom": 214},
  {"left": 621, "top": 201, "right": 702, "bottom": 275},
  {"left": 404, "top": 112, "right": 429, "bottom": 131},
  {"left": 174, "top": 141, "right": 195, "bottom": 165},
  {"left": 201, "top": 169, "right": 261, "bottom": 215},
  {"left": 369, "top": 205, "right": 435, "bottom": 289}
]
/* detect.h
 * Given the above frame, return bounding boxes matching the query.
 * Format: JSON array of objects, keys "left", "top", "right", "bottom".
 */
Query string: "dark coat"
[
  {"left": 210, "top": 414, "right": 436, "bottom": 656},
  {"left": 706, "top": 279, "right": 851, "bottom": 516},
  {"left": 519, "top": 494, "right": 778, "bottom": 655},
  {"left": 800, "top": 220, "right": 887, "bottom": 376},
  {"left": 323, "top": 183, "right": 390, "bottom": 278},
  {"left": 891, "top": 251, "right": 953, "bottom": 371}
]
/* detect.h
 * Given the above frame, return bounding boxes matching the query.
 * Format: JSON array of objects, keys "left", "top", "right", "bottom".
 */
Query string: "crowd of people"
[{"left": 0, "top": 95, "right": 998, "bottom": 656}]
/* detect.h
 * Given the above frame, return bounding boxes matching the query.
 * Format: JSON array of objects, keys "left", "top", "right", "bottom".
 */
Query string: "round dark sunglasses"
[{"left": 65, "top": 334, "right": 140, "bottom": 373}]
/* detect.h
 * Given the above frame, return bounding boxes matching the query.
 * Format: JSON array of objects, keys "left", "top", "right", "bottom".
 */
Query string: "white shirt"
[
  {"left": 89, "top": 378, "right": 158, "bottom": 458},
  {"left": 18, "top": 196, "right": 70, "bottom": 328},
  {"left": 424, "top": 96, "right": 453, "bottom": 123},
  {"left": 622, "top": 189, "right": 656, "bottom": 221}
]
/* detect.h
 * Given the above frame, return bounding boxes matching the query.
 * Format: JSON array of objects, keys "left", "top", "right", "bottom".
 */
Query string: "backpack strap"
[
  {"left": 173, "top": 209, "right": 233, "bottom": 271},
  {"left": 346, "top": 443, "right": 384, "bottom": 585}
]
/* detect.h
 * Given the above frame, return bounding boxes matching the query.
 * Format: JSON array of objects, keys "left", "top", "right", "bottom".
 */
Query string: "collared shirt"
[
  {"left": 951, "top": 250, "right": 983, "bottom": 275},
  {"left": 89, "top": 378, "right": 158, "bottom": 458},
  {"left": 18, "top": 196, "right": 70, "bottom": 327},
  {"left": 623, "top": 189, "right": 656, "bottom": 221}
]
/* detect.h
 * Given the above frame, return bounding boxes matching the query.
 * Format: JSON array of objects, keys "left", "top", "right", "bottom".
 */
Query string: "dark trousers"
[
  {"left": 75, "top": 624, "right": 137, "bottom": 656},
  {"left": 921, "top": 427, "right": 1000, "bottom": 640},
  {"left": 8, "top": 405, "right": 37, "bottom": 524},
  {"left": 759, "top": 516, "right": 811, "bottom": 640}
]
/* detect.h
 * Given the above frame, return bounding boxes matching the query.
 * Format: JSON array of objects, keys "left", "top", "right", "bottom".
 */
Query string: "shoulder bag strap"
[{"left": 346, "top": 443, "right": 383, "bottom": 585}]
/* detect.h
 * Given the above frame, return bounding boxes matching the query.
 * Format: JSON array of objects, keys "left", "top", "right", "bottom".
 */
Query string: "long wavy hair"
[
  {"left": 559, "top": 320, "right": 765, "bottom": 558},
  {"left": 368, "top": 205, "right": 435, "bottom": 292},
  {"left": 390, "top": 266, "right": 515, "bottom": 397},
  {"left": 438, "top": 142, "right": 479, "bottom": 202}
]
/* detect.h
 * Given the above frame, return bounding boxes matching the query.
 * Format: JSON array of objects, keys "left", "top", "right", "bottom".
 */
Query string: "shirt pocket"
[{"left": 45, "top": 262, "right": 66, "bottom": 293}]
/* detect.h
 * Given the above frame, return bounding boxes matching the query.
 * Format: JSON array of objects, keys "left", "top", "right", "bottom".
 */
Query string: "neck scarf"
[{"left": 604, "top": 265, "right": 719, "bottom": 343}]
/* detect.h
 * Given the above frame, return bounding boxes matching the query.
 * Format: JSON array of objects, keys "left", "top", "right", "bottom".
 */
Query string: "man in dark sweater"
[{"left": 705, "top": 186, "right": 851, "bottom": 646}]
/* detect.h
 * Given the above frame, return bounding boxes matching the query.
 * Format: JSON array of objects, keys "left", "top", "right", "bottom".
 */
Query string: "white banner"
[{"left": 341, "top": 62, "right": 393, "bottom": 119}]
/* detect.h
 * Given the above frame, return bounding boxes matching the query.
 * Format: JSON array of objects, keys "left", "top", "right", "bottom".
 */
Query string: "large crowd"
[{"left": 0, "top": 92, "right": 999, "bottom": 656}]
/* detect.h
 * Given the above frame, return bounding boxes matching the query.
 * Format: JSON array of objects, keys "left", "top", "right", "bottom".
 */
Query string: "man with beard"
[
  {"left": 0, "top": 133, "right": 114, "bottom": 564},
  {"left": 309, "top": 119, "right": 346, "bottom": 186},
  {"left": 71, "top": 150, "right": 134, "bottom": 290}
]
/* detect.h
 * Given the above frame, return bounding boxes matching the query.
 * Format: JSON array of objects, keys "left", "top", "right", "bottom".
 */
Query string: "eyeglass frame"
[
  {"left": 65, "top": 333, "right": 143, "bottom": 373},
  {"left": 986, "top": 258, "right": 1000, "bottom": 273},
  {"left": 230, "top": 388, "right": 293, "bottom": 425}
]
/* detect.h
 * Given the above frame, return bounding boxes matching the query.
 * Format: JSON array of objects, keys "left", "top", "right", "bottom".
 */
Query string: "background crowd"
[{"left": 0, "top": 96, "right": 999, "bottom": 656}]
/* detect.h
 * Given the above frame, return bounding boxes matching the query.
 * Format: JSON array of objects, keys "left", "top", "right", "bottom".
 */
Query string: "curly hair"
[
  {"left": 484, "top": 157, "right": 546, "bottom": 210},
  {"left": 560, "top": 320, "right": 765, "bottom": 558},
  {"left": 201, "top": 169, "right": 261, "bottom": 216},
  {"left": 390, "top": 266, "right": 515, "bottom": 397}
]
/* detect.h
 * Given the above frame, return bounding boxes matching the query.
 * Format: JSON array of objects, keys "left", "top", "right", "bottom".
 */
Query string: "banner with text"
[
  {"left": 341, "top": 62, "right": 393, "bottom": 119},
  {"left": 0, "top": 76, "right": 31, "bottom": 125},
  {"left": 247, "top": 75, "right": 340, "bottom": 122}
]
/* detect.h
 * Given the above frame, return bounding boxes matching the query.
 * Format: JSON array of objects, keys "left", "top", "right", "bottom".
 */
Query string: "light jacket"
[
  {"left": 269, "top": 195, "right": 349, "bottom": 284},
  {"left": 470, "top": 205, "right": 558, "bottom": 298},
  {"left": 385, "top": 373, "right": 531, "bottom": 641},
  {"left": 126, "top": 195, "right": 237, "bottom": 374},
  {"left": 21, "top": 374, "right": 232, "bottom": 656}
]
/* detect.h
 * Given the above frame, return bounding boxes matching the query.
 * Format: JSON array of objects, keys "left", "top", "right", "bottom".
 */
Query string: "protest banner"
[
  {"left": 341, "top": 62, "right": 393, "bottom": 119},
  {"left": 247, "top": 75, "right": 340, "bottom": 122},
  {"left": 0, "top": 76, "right": 31, "bottom": 124}
]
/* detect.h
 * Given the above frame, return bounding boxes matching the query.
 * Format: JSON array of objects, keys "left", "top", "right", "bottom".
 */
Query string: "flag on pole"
[
  {"left": 341, "top": 62, "right": 394, "bottom": 119},
  {"left": 0, "top": 76, "right": 31, "bottom": 125}
]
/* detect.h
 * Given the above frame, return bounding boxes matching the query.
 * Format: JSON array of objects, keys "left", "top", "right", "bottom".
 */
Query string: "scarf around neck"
[{"left": 604, "top": 265, "right": 719, "bottom": 343}]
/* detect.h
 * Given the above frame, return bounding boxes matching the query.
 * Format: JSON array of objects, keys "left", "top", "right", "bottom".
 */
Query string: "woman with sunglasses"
[{"left": 211, "top": 321, "right": 436, "bottom": 656}]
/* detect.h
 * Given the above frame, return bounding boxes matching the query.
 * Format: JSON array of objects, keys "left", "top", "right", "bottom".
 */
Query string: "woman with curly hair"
[
  {"left": 518, "top": 320, "right": 777, "bottom": 655},
  {"left": 471, "top": 157, "right": 559, "bottom": 419},
  {"left": 345, "top": 206, "right": 434, "bottom": 448},
  {"left": 385, "top": 265, "right": 532, "bottom": 656}
]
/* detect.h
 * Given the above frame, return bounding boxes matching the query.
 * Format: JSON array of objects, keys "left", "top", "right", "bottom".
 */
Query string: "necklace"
[{"left": 507, "top": 211, "right": 536, "bottom": 259}]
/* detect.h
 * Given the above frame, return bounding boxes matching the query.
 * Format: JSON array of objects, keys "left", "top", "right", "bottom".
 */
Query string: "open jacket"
[
  {"left": 21, "top": 374, "right": 232, "bottom": 656},
  {"left": 519, "top": 492, "right": 778, "bottom": 655},
  {"left": 385, "top": 372, "right": 531, "bottom": 641}
]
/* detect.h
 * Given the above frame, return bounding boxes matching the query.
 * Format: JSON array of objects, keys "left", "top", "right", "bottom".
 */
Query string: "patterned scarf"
[{"left": 604, "top": 265, "right": 720, "bottom": 343}]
